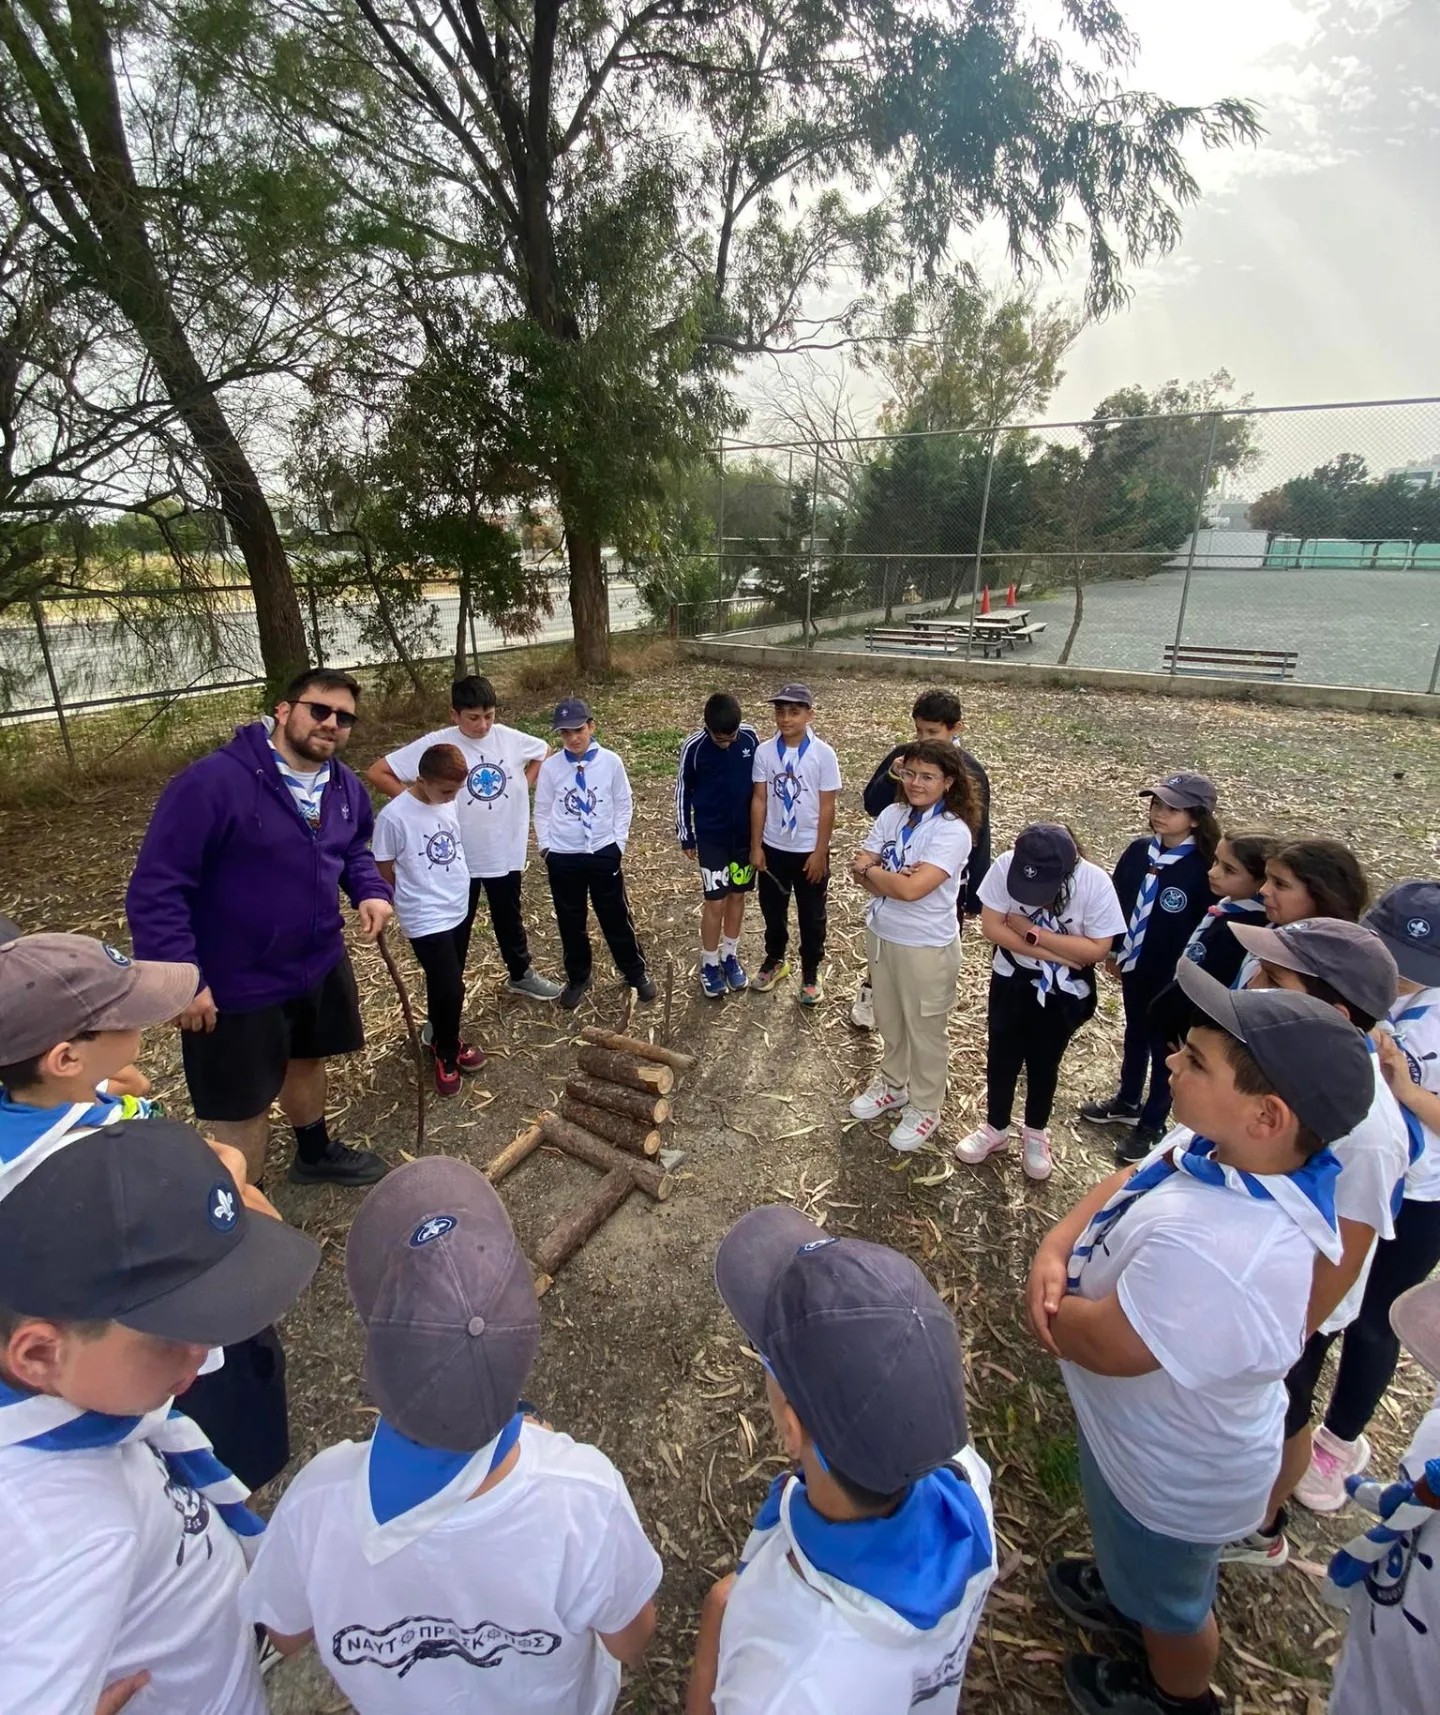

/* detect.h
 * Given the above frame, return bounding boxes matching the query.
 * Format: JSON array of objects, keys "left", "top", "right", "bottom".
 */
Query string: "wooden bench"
[
  {"left": 866, "top": 626, "right": 1008, "bottom": 660},
  {"left": 1009, "top": 622, "right": 1046, "bottom": 644},
  {"left": 1162, "top": 644, "right": 1298, "bottom": 681}
]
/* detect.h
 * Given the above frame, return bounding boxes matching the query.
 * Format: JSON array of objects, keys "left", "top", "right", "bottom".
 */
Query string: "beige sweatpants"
[{"left": 867, "top": 927, "right": 962, "bottom": 1114}]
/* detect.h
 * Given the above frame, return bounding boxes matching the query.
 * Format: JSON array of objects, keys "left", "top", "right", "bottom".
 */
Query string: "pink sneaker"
[
  {"left": 1294, "top": 1427, "right": 1371, "bottom": 1513},
  {"left": 953, "top": 1123, "right": 1010, "bottom": 1166},
  {"left": 1021, "top": 1126, "right": 1053, "bottom": 1181}
]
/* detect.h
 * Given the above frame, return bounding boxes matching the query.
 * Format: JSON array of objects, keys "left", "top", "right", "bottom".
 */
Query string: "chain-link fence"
[{"left": 667, "top": 397, "right": 1440, "bottom": 694}]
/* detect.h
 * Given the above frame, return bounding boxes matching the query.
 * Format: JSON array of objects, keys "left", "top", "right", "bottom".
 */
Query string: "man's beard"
[{"left": 286, "top": 718, "right": 344, "bottom": 764}]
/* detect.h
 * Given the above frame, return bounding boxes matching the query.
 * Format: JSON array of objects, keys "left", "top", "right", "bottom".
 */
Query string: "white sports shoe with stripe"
[
  {"left": 889, "top": 1106, "right": 941, "bottom": 1153},
  {"left": 849, "top": 1080, "right": 907, "bottom": 1121}
]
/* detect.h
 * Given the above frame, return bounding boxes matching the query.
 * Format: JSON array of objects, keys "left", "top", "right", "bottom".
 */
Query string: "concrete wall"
[{"left": 683, "top": 638, "right": 1439, "bottom": 719}]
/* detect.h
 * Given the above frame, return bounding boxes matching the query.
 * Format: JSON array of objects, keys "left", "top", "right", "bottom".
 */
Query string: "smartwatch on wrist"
[{"left": 1024, "top": 927, "right": 1041, "bottom": 947}]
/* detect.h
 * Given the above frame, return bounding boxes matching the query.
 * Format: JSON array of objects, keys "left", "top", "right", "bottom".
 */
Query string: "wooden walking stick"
[{"left": 376, "top": 928, "right": 427, "bottom": 1155}]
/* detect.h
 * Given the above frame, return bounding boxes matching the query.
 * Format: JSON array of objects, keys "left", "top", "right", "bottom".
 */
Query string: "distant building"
[
  {"left": 1208, "top": 499, "right": 1252, "bottom": 530},
  {"left": 1385, "top": 455, "right": 1440, "bottom": 491}
]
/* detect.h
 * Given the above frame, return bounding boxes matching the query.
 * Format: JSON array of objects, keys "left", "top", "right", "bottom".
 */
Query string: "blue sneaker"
[
  {"left": 699, "top": 961, "right": 728, "bottom": 999},
  {"left": 722, "top": 954, "right": 748, "bottom": 992}
]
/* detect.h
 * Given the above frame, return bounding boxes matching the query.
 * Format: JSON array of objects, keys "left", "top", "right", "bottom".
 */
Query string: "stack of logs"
[{"left": 485, "top": 1026, "right": 695, "bottom": 1294}]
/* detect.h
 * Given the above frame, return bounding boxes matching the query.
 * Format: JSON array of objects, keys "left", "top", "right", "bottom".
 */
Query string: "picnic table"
[{"left": 904, "top": 610, "right": 1046, "bottom": 649}]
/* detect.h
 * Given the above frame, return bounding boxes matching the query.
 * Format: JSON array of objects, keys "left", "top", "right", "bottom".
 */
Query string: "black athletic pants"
[
  {"left": 456, "top": 871, "right": 530, "bottom": 981},
  {"left": 181, "top": 1327, "right": 290, "bottom": 1492},
  {"left": 757, "top": 844, "right": 828, "bottom": 982},
  {"left": 545, "top": 845, "right": 647, "bottom": 986},
  {"left": 986, "top": 968, "right": 1098, "bottom": 1131},
  {"left": 1117, "top": 970, "right": 1174, "bottom": 1132},
  {"left": 1311, "top": 1196, "right": 1440, "bottom": 1442},
  {"left": 410, "top": 923, "right": 466, "bottom": 1061}
]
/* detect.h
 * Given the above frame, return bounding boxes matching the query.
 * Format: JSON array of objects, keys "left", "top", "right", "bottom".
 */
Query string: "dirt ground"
[{"left": 2, "top": 649, "right": 1437, "bottom": 1715}]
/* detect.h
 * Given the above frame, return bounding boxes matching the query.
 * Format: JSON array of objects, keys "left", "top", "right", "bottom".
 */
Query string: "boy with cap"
[
  {"left": 1217, "top": 918, "right": 1408, "bottom": 1568},
  {"left": 1324, "top": 1275, "right": 1440, "bottom": 1715},
  {"left": 0, "top": 1119, "right": 319, "bottom": 1715},
  {"left": 1027, "top": 959, "right": 1373, "bottom": 1715},
  {"left": 686, "top": 1206, "right": 997, "bottom": 1714},
  {"left": 1295, "top": 878, "right": 1440, "bottom": 1513},
  {"left": 242, "top": 1157, "right": 662, "bottom": 1714},
  {"left": 534, "top": 698, "right": 656, "bottom": 1011},
  {"left": 748, "top": 685, "right": 842, "bottom": 1005},
  {"left": 676, "top": 692, "right": 760, "bottom": 998}
]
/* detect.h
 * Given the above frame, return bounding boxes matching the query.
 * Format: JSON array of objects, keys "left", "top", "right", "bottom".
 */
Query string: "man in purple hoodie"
[{"left": 127, "top": 668, "right": 393, "bottom": 1189}]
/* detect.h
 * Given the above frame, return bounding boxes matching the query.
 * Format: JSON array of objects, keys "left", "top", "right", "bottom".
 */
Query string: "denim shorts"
[{"left": 1077, "top": 1432, "right": 1222, "bottom": 1635}]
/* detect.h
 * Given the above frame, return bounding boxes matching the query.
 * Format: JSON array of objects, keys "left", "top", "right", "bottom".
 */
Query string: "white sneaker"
[
  {"left": 849, "top": 1080, "right": 908, "bottom": 1121},
  {"left": 1295, "top": 1427, "right": 1372, "bottom": 1513},
  {"left": 1021, "top": 1126, "right": 1054, "bottom": 1181},
  {"left": 953, "top": 1122, "right": 1011, "bottom": 1166},
  {"left": 850, "top": 984, "right": 876, "bottom": 1030},
  {"left": 889, "top": 1106, "right": 941, "bottom": 1153}
]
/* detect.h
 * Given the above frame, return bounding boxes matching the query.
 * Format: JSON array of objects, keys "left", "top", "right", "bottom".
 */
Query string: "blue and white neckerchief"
[
  {"left": 1117, "top": 838, "right": 1195, "bottom": 972},
  {"left": 0, "top": 1379, "right": 263, "bottom": 1558},
  {"left": 1181, "top": 896, "right": 1265, "bottom": 964},
  {"left": 563, "top": 745, "right": 600, "bottom": 835},
  {"left": 356, "top": 1411, "right": 525, "bottom": 1565},
  {"left": 0, "top": 1089, "right": 141, "bottom": 1202},
  {"left": 1323, "top": 1460, "right": 1440, "bottom": 1606},
  {"left": 1389, "top": 997, "right": 1438, "bottom": 1196},
  {"left": 269, "top": 742, "right": 331, "bottom": 829},
  {"left": 1028, "top": 908, "right": 1063, "bottom": 1006},
  {"left": 882, "top": 802, "right": 947, "bottom": 872},
  {"left": 774, "top": 734, "right": 811, "bottom": 837},
  {"left": 1066, "top": 1131, "right": 1342, "bottom": 1292}
]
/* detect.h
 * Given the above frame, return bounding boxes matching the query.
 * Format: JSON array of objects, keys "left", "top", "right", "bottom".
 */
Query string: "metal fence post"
[
  {"left": 1428, "top": 638, "right": 1440, "bottom": 696},
  {"left": 963, "top": 430, "right": 999, "bottom": 665},
  {"left": 805, "top": 442, "right": 821, "bottom": 648},
  {"left": 29, "top": 598, "right": 75, "bottom": 768},
  {"left": 1168, "top": 413, "right": 1221, "bottom": 675},
  {"left": 715, "top": 441, "right": 726, "bottom": 611}
]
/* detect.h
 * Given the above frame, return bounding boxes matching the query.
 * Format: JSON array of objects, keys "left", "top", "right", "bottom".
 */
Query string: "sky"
[{"left": 737, "top": 0, "right": 1440, "bottom": 482}]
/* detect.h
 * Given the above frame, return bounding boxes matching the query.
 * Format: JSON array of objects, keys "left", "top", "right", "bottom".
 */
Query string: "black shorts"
[
  {"left": 182, "top": 955, "right": 365, "bottom": 1122},
  {"left": 696, "top": 840, "right": 757, "bottom": 902}
]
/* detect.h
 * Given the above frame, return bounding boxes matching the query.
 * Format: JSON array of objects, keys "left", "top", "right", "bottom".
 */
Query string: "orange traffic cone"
[
  {"left": 979, "top": 585, "right": 991, "bottom": 615},
  {"left": 1005, "top": 582, "right": 1017, "bottom": 607}
]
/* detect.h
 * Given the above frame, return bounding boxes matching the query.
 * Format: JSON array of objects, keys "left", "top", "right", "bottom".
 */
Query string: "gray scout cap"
[
  {"left": 1141, "top": 772, "right": 1218, "bottom": 812},
  {"left": 767, "top": 683, "right": 814, "bottom": 707},
  {"left": 1365, "top": 880, "right": 1440, "bottom": 987},
  {"left": 715, "top": 1205, "right": 967, "bottom": 1495},
  {"left": 1391, "top": 1279, "right": 1440, "bottom": 1382},
  {"left": 0, "top": 933, "right": 198, "bottom": 1065},
  {"left": 1230, "top": 918, "right": 1399, "bottom": 1022},
  {"left": 346, "top": 1158, "right": 540, "bottom": 1452},
  {"left": 0, "top": 1120, "right": 320, "bottom": 1345},
  {"left": 1008, "top": 823, "right": 1079, "bottom": 906},
  {"left": 1176, "top": 959, "right": 1373, "bottom": 1143}
]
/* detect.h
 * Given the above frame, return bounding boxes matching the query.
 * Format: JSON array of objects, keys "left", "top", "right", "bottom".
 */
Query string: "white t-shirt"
[
  {"left": 372, "top": 792, "right": 470, "bottom": 939},
  {"left": 1321, "top": 1055, "right": 1410, "bottom": 1335},
  {"left": 1060, "top": 1127, "right": 1319, "bottom": 1543},
  {"left": 0, "top": 1438, "right": 264, "bottom": 1715},
  {"left": 385, "top": 724, "right": 548, "bottom": 878},
  {"left": 713, "top": 1449, "right": 996, "bottom": 1715},
  {"left": 977, "top": 853, "right": 1126, "bottom": 1001},
  {"left": 532, "top": 746, "right": 634, "bottom": 856},
  {"left": 241, "top": 1423, "right": 661, "bottom": 1715},
  {"left": 751, "top": 732, "right": 842, "bottom": 854},
  {"left": 862, "top": 806, "right": 973, "bottom": 949},
  {"left": 1388, "top": 988, "right": 1440, "bottom": 1202},
  {"left": 1329, "top": 1385, "right": 1440, "bottom": 1715}
]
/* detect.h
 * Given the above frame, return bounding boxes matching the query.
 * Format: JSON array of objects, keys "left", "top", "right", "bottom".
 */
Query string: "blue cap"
[
  {"left": 552, "top": 697, "right": 593, "bottom": 730},
  {"left": 715, "top": 1205, "right": 967, "bottom": 1493},
  {"left": 1366, "top": 880, "right": 1440, "bottom": 986},
  {"left": 1008, "top": 823, "right": 1078, "bottom": 905}
]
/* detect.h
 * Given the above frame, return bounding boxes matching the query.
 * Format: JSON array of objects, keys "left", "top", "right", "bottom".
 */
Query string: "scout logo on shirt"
[
  {"left": 911, "top": 1636, "right": 969, "bottom": 1704},
  {"left": 563, "top": 784, "right": 597, "bottom": 820},
  {"left": 468, "top": 762, "right": 507, "bottom": 804},
  {"left": 771, "top": 767, "right": 804, "bottom": 804},
  {"left": 332, "top": 1616, "right": 562, "bottom": 1675},
  {"left": 160, "top": 1464, "right": 215, "bottom": 1567},
  {"left": 424, "top": 830, "right": 460, "bottom": 870},
  {"left": 1159, "top": 886, "right": 1188, "bottom": 913}
]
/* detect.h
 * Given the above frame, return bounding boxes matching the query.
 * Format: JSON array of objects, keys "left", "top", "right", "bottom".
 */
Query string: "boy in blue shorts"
[
  {"left": 1027, "top": 960, "right": 1373, "bottom": 1715},
  {"left": 676, "top": 693, "right": 760, "bottom": 997}
]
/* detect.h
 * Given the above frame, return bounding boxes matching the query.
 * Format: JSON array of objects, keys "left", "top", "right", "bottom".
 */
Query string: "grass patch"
[
  {"left": 1035, "top": 1433, "right": 1082, "bottom": 1508},
  {"left": 616, "top": 726, "right": 689, "bottom": 780}
]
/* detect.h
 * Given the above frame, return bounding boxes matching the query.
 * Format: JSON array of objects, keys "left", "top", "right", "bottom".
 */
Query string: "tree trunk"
[
  {"left": 1058, "top": 559, "right": 1085, "bottom": 665},
  {"left": 453, "top": 568, "right": 472, "bottom": 685},
  {"left": 565, "top": 528, "right": 611, "bottom": 672},
  {"left": 362, "top": 540, "right": 425, "bottom": 695}
]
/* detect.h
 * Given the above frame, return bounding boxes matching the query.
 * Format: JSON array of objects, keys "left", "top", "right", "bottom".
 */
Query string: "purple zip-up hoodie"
[{"left": 126, "top": 721, "right": 391, "bottom": 1011}]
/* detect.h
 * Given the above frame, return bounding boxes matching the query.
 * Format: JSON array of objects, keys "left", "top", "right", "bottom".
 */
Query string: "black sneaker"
[
  {"left": 1079, "top": 1096, "right": 1141, "bottom": 1128},
  {"left": 1045, "top": 1559, "right": 1143, "bottom": 1645},
  {"left": 558, "top": 978, "right": 591, "bottom": 1011},
  {"left": 287, "top": 1141, "right": 388, "bottom": 1187},
  {"left": 1063, "top": 1651, "right": 1218, "bottom": 1714},
  {"left": 633, "top": 975, "right": 658, "bottom": 1003},
  {"left": 1115, "top": 1125, "right": 1166, "bottom": 1165}
]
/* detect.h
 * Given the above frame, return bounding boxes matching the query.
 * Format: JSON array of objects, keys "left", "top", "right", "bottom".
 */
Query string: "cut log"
[
  {"left": 563, "top": 1074, "right": 669, "bottom": 1126},
  {"left": 578, "top": 1026, "right": 695, "bottom": 1073},
  {"left": 558, "top": 1095, "right": 660, "bottom": 1157},
  {"left": 575, "top": 1045, "right": 674, "bottom": 1095},
  {"left": 534, "top": 1167, "right": 633, "bottom": 1278},
  {"left": 537, "top": 1112, "right": 669, "bottom": 1200},
  {"left": 484, "top": 1120, "right": 545, "bottom": 1185}
]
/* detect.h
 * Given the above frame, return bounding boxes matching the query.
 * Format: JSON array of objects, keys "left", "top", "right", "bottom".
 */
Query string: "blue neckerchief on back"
[
  {"left": 1067, "top": 1131, "right": 1342, "bottom": 1291},
  {"left": 358, "top": 1411, "right": 525, "bottom": 1565},
  {"left": 741, "top": 1464, "right": 992, "bottom": 1631}
]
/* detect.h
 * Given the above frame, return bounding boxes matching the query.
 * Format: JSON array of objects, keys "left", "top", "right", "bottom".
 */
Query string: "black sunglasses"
[{"left": 299, "top": 699, "right": 358, "bottom": 729}]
